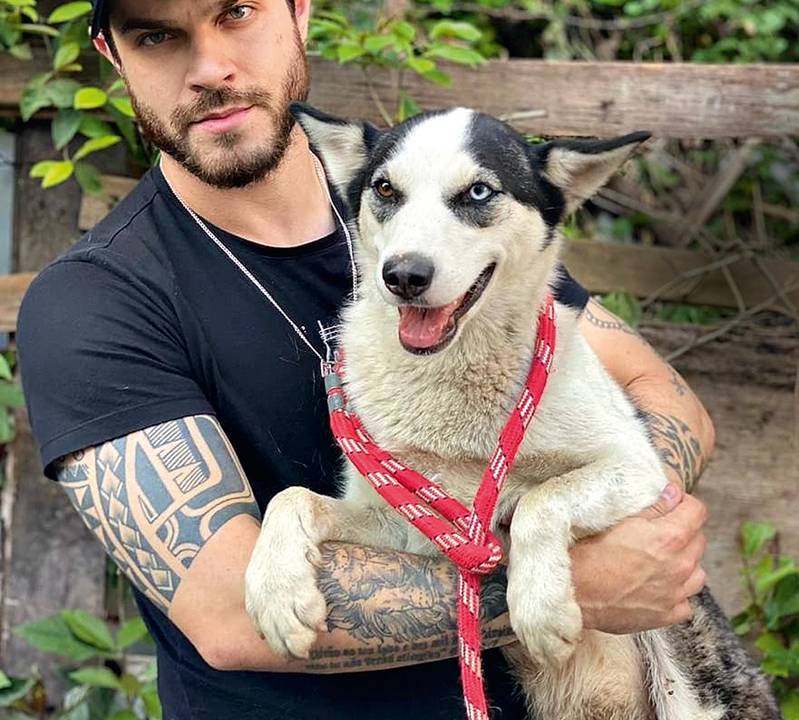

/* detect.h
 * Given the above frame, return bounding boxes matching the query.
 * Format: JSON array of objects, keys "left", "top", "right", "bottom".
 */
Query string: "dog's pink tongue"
[{"left": 398, "top": 298, "right": 462, "bottom": 350}]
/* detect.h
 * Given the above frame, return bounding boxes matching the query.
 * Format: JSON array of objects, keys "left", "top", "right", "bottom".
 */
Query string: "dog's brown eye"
[{"left": 374, "top": 179, "right": 396, "bottom": 199}]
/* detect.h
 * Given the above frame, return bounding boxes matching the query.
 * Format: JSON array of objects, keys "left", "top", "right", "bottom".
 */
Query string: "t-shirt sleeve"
[
  {"left": 17, "top": 260, "right": 215, "bottom": 480},
  {"left": 552, "top": 262, "right": 590, "bottom": 311}
]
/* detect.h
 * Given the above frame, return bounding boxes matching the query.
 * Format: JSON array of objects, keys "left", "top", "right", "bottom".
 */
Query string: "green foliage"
[
  {"left": 733, "top": 522, "right": 799, "bottom": 718},
  {"left": 4, "top": 1, "right": 148, "bottom": 192},
  {"left": 4, "top": 610, "right": 160, "bottom": 720}
]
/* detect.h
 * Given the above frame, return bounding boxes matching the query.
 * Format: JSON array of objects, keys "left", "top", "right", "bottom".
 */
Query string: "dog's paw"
[
  {"left": 245, "top": 490, "right": 329, "bottom": 659},
  {"left": 245, "top": 540, "right": 327, "bottom": 659},
  {"left": 507, "top": 580, "right": 583, "bottom": 667}
]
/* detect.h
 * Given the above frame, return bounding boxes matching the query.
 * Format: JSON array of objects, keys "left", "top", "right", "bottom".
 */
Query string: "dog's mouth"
[{"left": 397, "top": 263, "right": 496, "bottom": 355}]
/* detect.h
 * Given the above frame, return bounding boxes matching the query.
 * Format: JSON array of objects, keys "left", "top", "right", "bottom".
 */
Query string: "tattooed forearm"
[
  {"left": 55, "top": 415, "right": 260, "bottom": 613},
  {"left": 639, "top": 410, "right": 705, "bottom": 493},
  {"left": 584, "top": 305, "right": 639, "bottom": 336},
  {"left": 305, "top": 543, "right": 513, "bottom": 671}
]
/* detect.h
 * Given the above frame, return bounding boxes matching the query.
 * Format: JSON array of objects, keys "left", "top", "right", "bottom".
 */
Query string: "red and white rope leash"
[{"left": 324, "top": 295, "right": 557, "bottom": 719}]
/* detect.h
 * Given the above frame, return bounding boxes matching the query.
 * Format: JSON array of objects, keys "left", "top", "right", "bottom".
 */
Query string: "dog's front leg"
[
  {"left": 507, "top": 460, "right": 664, "bottom": 667},
  {"left": 245, "top": 487, "right": 400, "bottom": 659}
]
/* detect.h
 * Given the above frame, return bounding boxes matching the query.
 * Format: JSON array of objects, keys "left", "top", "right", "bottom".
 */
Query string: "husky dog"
[{"left": 245, "top": 103, "right": 779, "bottom": 720}]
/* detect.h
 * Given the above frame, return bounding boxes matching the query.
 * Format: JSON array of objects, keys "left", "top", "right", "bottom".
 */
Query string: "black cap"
[{"left": 90, "top": 0, "right": 107, "bottom": 38}]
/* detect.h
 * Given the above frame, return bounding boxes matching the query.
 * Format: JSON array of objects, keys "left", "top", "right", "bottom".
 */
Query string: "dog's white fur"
[{"left": 244, "top": 108, "right": 722, "bottom": 719}]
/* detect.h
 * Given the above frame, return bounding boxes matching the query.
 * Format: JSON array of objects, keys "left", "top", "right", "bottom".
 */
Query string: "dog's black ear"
[
  {"left": 290, "top": 102, "right": 382, "bottom": 200},
  {"left": 531, "top": 131, "right": 651, "bottom": 215}
]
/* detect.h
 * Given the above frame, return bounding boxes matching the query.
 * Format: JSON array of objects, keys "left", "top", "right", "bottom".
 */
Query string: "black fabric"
[{"left": 17, "top": 166, "right": 590, "bottom": 720}]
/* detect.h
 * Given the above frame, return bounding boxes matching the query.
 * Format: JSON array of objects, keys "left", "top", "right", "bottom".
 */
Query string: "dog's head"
[{"left": 292, "top": 103, "right": 649, "bottom": 355}]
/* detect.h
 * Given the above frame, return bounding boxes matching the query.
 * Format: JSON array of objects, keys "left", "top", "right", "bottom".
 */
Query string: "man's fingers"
[
  {"left": 636, "top": 483, "right": 683, "bottom": 519},
  {"left": 684, "top": 566, "right": 707, "bottom": 598},
  {"left": 663, "top": 493, "right": 708, "bottom": 537}
]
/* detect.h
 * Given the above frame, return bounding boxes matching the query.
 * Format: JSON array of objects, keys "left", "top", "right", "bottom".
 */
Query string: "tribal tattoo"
[
  {"left": 55, "top": 415, "right": 260, "bottom": 613},
  {"left": 639, "top": 410, "right": 705, "bottom": 493},
  {"left": 307, "top": 542, "right": 512, "bottom": 671}
]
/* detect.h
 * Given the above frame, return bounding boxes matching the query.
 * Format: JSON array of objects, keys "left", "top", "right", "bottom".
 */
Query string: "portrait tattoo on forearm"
[
  {"left": 639, "top": 410, "right": 705, "bottom": 492},
  {"left": 305, "top": 543, "right": 511, "bottom": 670},
  {"left": 56, "top": 416, "right": 260, "bottom": 612}
]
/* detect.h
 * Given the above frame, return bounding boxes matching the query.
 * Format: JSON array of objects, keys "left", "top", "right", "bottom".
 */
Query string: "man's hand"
[{"left": 570, "top": 483, "right": 708, "bottom": 634}]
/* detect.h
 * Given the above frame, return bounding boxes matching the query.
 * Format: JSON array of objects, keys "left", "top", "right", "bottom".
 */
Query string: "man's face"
[{"left": 103, "top": 0, "right": 310, "bottom": 189}]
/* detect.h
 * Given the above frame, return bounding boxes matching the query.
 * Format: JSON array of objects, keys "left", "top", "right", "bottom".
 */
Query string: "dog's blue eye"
[{"left": 468, "top": 183, "right": 494, "bottom": 202}]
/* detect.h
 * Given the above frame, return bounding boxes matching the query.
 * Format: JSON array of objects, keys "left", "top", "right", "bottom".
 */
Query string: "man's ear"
[
  {"left": 290, "top": 102, "right": 382, "bottom": 200},
  {"left": 93, "top": 35, "right": 121, "bottom": 74},
  {"left": 534, "top": 131, "right": 651, "bottom": 214}
]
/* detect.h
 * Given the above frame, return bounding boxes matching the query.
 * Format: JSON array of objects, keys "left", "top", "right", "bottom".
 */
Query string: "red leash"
[{"left": 324, "top": 295, "right": 557, "bottom": 720}]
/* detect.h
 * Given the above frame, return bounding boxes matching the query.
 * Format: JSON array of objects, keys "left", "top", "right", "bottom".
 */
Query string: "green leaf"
[
  {"left": 429, "top": 20, "right": 482, "bottom": 42},
  {"left": 68, "top": 666, "right": 123, "bottom": 690},
  {"left": 53, "top": 41, "right": 80, "bottom": 71},
  {"left": 59, "top": 702, "right": 90, "bottom": 720},
  {"left": 755, "top": 557, "right": 797, "bottom": 595},
  {"left": 119, "top": 672, "right": 142, "bottom": 697},
  {"left": 0, "top": 409, "right": 14, "bottom": 445},
  {"left": 44, "top": 78, "right": 81, "bottom": 108},
  {"left": 74, "top": 87, "right": 108, "bottom": 110},
  {"left": 391, "top": 20, "right": 416, "bottom": 43},
  {"left": 116, "top": 616, "right": 148, "bottom": 650},
  {"left": 62, "top": 610, "right": 115, "bottom": 651},
  {"left": 52, "top": 108, "right": 82, "bottom": 150},
  {"left": 78, "top": 114, "right": 115, "bottom": 139},
  {"left": 765, "top": 573, "right": 799, "bottom": 627},
  {"left": 48, "top": 2, "right": 93, "bottom": 24},
  {"left": 599, "top": 292, "right": 643, "bottom": 327},
  {"left": 362, "top": 35, "right": 396, "bottom": 54},
  {"left": 30, "top": 160, "right": 56, "bottom": 179},
  {"left": 9, "top": 42, "right": 33, "bottom": 60},
  {"left": 107, "top": 96, "right": 135, "bottom": 118},
  {"left": 397, "top": 93, "right": 422, "bottom": 123},
  {"left": 741, "top": 521, "right": 776, "bottom": 558},
  {"left": 74, "top": 162, "right": 103, "bottom": 195},
  {"left": 18, "top": 22, "right": 60, "bottom": 37},
  {"left": 0, "top": 381, "right": 26, "bottom": 409},
  {"left": 42, "top": 160, "right": 75, "bottom": 188},
  {"left": 73, "top": 134, "right": 121, "bottom": 161},
  {"left": 20, "top": 82, "right": 52, "bottom": 121},
  {"left": 142, "top": 688, "right": 163, "bottom": 720},
  {"left": 0, "top": 671, "right": 10, "bottom": 690},
  {"left": 782, "top": 692, "right": 799, "bottom": 720},
  {"left": 337, "top": 42, "right": 365, "bottom": 62},
  {"left": 0, "top": 675, "right": 35, "bottom": 707},
  {"left": 0, "top": 355, "right": 12, "bottom": 382},
  {"left": 425, "top": 44, "right": 485, "bottom": 66},
  {"left": 406, "top": 56, "right": 436, "bottom": 75},
  {"left": 13, "top": 615, "right": 100, "bottom": 661},
  {"left": 421, "top": 68, "right": 451, "bottom": 86}
]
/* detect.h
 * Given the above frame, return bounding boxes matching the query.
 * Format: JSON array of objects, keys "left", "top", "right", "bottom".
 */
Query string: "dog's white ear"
[
  {"left": 290, "top": 102, "right": 382, "bottom": 201},
  {"left": 536, "top": 132, "right": 651, "bottom": 215}
]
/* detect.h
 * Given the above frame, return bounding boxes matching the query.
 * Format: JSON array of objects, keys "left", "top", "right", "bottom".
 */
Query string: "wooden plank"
[
  {"left": 2, "top": 52, "right": 798, "bottom": 138},
  {"left": 0, "top": 273, "right": 36, "bottom": 332}
]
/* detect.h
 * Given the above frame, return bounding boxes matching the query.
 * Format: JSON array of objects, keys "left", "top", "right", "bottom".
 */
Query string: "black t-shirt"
[{"left": 17, "top": 167, "right": 590, "bottom": 720}]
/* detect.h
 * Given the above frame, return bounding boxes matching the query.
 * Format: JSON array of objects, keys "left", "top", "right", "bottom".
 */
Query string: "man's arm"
[
  {"left": 580, "top": 299, "right": 716, "bottom": 491},
  {"left": 55, "top": 414, "right": 512, "bottom": 673},
  {"left": 57, "top": 413, "right": 705, "bottom": 673}
]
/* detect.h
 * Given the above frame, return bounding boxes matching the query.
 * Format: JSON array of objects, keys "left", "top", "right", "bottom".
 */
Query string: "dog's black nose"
[{"left": 382, "top": 255, "right": 435, "bottom": 299}]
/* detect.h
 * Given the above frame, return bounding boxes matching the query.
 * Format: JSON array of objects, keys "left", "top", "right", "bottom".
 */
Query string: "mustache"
[{"left": 173, "top": 87, "right": 275, "bottom": 129}]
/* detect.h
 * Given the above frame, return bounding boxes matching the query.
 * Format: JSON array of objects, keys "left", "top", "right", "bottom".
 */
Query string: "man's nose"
[
  {"left": 186, "top": 31, "right": 237, "bottom": 92},
  {"left": 382, "top": 255, "right": 435, "bottom": 300}
]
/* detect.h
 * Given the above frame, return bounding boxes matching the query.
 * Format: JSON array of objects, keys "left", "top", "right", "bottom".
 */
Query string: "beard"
[{"left": 128, "top": 29, "right": 310, "bottom": 189}]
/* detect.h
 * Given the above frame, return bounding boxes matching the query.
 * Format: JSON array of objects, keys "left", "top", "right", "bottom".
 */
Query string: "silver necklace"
[{"left": 160, "top": 154, "right": 358, "bottom": 365}]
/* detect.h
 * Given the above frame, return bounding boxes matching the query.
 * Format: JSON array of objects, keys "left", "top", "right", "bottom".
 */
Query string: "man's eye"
[
  {"left": 227, "top": 5, "right": 254, "bottom": 21},
  {"left": 139, "top": 31, "right": 171, "bottom": 47}
]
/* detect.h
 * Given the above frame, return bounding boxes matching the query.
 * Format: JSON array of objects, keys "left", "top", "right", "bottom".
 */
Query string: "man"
[{"left": 17, "top": 1, "right": 713, "bottom": 718}]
